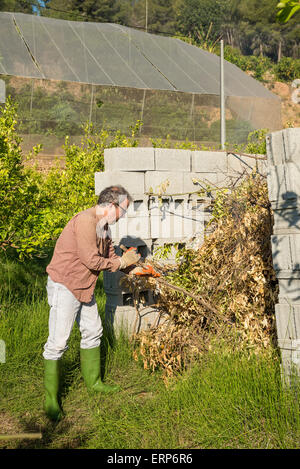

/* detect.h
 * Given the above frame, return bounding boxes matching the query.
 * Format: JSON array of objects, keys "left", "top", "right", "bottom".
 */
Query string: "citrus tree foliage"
[
  {"left": 0, "top": 98, "right": 141, "bottom": 258},
  {"left": 44, "top": 120, "right": 141, "bottom": 226},
  {"left": 0, "top": 97, "right": 46, "bottom": 257}
]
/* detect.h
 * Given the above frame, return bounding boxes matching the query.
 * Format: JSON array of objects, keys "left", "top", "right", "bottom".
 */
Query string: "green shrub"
[
  {"left": 0, "top": 97, "right": 46, "bottom": 258},
  {"left": 223, "top": 46, "right": 250, "bottom": 71},
  {"left": 0, "top": 98, "right": 142, "bottom": 258},
  {"left": 223, "top": 46, "right": 273, "bottom": 82},
  {"left": 274, "top": 57, "right": 300, "bottom": 82}
]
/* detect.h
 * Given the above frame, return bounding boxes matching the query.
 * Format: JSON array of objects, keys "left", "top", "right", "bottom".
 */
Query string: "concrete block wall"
[
  {"left": 95, "top": 147, "right": 265, "bottom": 336},
  {"left": 266, "top": 128, "right": 300, "bottom": 382}
]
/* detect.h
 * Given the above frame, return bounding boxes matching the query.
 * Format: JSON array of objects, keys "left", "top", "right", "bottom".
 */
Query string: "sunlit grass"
[{"left": 0, "top": 253, "right": 299, "bottom": 449}]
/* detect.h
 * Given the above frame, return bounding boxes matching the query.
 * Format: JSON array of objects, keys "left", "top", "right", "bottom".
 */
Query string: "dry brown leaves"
[{"left": 123, "top": 172, "right": 279, "bottom": 378}]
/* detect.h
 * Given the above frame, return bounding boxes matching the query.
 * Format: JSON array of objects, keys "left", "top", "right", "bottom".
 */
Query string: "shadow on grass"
[{"left": 14, "top": 417, "right": 88, "bottom": 449}]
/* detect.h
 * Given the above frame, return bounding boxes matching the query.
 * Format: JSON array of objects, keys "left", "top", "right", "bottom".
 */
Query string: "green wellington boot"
[
  {"left": 80, "top": 346, "right": 120, "bottom": 394},
  {"left": 44, "top": 359, "right": 63, "bottom": 421}
]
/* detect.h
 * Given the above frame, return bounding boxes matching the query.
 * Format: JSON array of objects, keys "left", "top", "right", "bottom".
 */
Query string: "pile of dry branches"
[{"left": 122, "top": 171, "right": 279, "bottom": 377}]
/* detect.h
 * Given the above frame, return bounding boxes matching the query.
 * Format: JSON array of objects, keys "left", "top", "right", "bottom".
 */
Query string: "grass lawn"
[{"left": 0, "top": 253, "right": 299, "bottom": 449}]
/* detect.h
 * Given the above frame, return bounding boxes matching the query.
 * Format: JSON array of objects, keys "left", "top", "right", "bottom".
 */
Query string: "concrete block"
[
  {"left": 266, "top": 128, "right": 300, "bottom": 166},
  {"left": 110, "top": 198, "right": 151, "bottom": 240},
  {"left": 256, "top": 158, "right": 268, "bottom": 177},
  {"left": 275, "top": 303, "right": 300, "bottom": 340},
  {"left": 103, "top": 270, "right": 126, "bottom": 292},
  {"left": 155, "top": 148, "right": 191, "bottom": 172},
  {"left": 283, "top": 128, "right": 300, "bottom": 165},
  {"left": 95, "top": 171, "right": 145, "bottom": 196},
  {"left": 272, "top": 205, "right": 300, "bottom": 234},
  {"left": 105, "top": 302, "right": 165, "bottom": 336},
  {"left": 227, "top": 152, "right": 259, "bottom": 174},
  {"left": 110, "top": 212, "right": 150, "bottom": 241},
  {"left": 183, "top": 172, "right": 220, "bottom": 193},
  {"left": 280, "top": 351, "right": 300, "bottom": 383},
  {"left": 278, "top": 338, "right": 300, "bottom": 352},
  {"left": 277, "top": 270, "right": 300, "bottom": 304},
  {"left": 104, "top": 147, "right": 155, "bottom": 171},
  {"left": 271, "top": 234, "right": 300, "bottom": 271},
  {"left": 266, "top": 130, "right": 285, "bottom": 166},
  {"left": 148, "top": 196, "right": 205, "bottom": 240},
  {"left": 172, "top": 198, "right": 188, "bottom": 239},
  {"left": 277, "top": 339, "right": 300, "bottom": 379},
  {"left": 192, "top": 151, "right": 227, "bottom": 173},
  {"left": 149, "top": 197, "right": 174, "bottom": 239},
  {"left": 271, "top": 199, "right": 300, "bottom": 211},
  {"left": 105, "top": 290, "right": 131, "bottom": 308},
  {"left": 126, "top": 197, "right": 149, "bottom": 217},
  {"left": 112, "top": 238, "right": 152, "bottom": 258},
  {"left": 145, "top": 171, "right": 184, "bottom": 194},
  {"left": 185, "top": 201, "right": 206, "bottom": 238},
  {"left": 267, "top": 163, "right": 300, "bottom": 203}
]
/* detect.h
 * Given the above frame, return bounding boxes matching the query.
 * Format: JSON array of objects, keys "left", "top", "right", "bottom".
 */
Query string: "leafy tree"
[
  {"left": 277, "top": 0, "right": 300, "bottom": 22},
  {"left": 230, "top": 0, "right": 299, "bottom": 60},
  {"left": 0, "top": 0, "right": 35, "bottom": 12},
  {"left": 41, "top": 0, "right": 132, "bottom": 23},
  {"left": 176, "top": 0, "right": 231, "bottom": 44},
  {"left": 0, "top": 96, "right": 142, "bottom": 258},
  {"left": 0, "top": 97, "right": 45, "bottom": 257},
  {"left": 130, "top": 0, "right": 177, "bottom": 34}
]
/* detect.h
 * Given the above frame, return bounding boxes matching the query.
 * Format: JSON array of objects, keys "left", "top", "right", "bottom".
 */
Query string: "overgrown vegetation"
[
  {"left": 122, "top": 172, "right": 279, "bottom": 378},
  {"left": 221, "top": 45, "right": 300, "bottom": 82},
  {"left": 0, "top": 97, "right": 300, "bottom": 448},
  {"left": 0, "top": 252, "right": 300, "bottom": 450},
  {"left": 0, "top": 98, "right": 141, "bottom": 258},
  {"left": 0, "top": 252, "right": 299, "bottom": 449}
]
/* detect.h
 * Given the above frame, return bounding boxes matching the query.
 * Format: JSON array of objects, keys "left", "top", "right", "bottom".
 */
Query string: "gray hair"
[{"left": 97, "top": 185, "right": 132, "bottom": 206}]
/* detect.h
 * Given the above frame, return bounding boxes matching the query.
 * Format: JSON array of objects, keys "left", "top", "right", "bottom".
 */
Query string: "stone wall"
[{"left": 95, "top": 147, "right": 266, "bottom": 336}]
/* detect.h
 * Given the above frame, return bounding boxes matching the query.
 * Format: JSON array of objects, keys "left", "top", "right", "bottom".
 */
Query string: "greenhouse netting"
[{"left": 0, "top": 12, "right": 281, "bottom": 156}]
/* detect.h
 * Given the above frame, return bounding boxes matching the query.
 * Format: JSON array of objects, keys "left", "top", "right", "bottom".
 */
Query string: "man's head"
[{"left": 96, "top": 185, "right": 132, "bottom": 225}]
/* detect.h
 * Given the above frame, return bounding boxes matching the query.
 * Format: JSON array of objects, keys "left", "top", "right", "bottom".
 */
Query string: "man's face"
[{"left": 106, "top": 197, "right": 129, "bottom": 225}]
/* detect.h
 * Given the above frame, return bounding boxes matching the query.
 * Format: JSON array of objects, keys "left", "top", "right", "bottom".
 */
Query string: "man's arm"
[
  {"left": 75, "top": 215, "right": 121, "bottom": 272},
  {"left": 107, "top": 238, "right": 121, "bottom": 261}
]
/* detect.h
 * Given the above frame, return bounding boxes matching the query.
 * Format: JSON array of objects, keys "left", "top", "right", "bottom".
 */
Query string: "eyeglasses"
[{"left": 114, "top": 203, "right": 127, "bottom": 217}]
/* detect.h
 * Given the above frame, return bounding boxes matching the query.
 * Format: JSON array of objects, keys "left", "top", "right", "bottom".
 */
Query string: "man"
[{"left": 43, "top": 185, "right": 141, "bottom": 421}]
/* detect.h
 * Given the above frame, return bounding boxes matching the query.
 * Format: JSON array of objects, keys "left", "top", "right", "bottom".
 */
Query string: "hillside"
[{"left": 265, "top": 79, "right": 300, "bottom": 127}]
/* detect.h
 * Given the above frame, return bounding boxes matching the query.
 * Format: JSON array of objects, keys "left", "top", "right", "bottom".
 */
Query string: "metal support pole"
[
  {"left": 0, "top": 79, "right": 5, "bottom": 104},
  {"left": 220, "top": 39, "right": 226, "bottom": 150},
  {"left": 89, "top": 84, "right": 94, "bottom": 123}
]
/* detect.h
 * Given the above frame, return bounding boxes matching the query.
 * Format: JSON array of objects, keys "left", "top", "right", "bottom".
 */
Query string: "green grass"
[{"left": 0, "top": 253, "right": 299, "bottom": 449}]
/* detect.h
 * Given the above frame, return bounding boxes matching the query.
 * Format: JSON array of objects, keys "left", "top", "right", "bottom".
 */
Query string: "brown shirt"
[{"left": 46, "top": 207, "right": 121, "bottom": 303}]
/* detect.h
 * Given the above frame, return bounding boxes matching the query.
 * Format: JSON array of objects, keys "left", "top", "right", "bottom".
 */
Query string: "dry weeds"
[{"left": 122, "top": 172, "right": 279, "bottom": 378}]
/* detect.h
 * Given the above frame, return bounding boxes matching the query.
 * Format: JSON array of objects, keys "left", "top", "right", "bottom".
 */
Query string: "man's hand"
[
  {"left": 119, "top": 247, "right": 141, "bottom": 269},
  {"left": 129, "top": 264, "right": 161, "bottom": 277}
]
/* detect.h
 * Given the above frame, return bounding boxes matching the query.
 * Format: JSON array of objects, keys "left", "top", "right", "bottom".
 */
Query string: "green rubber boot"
[
  {"left": 44, "top": 359, "right": 63, "bottom": 422},
  {"left": 80, "top": 346, "right": 120, "bottom": 394}
]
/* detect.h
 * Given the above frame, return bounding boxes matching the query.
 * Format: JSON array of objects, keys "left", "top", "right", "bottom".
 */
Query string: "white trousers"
[{"left": 43, "top": 276, "right": 103, "bottom": 360}]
